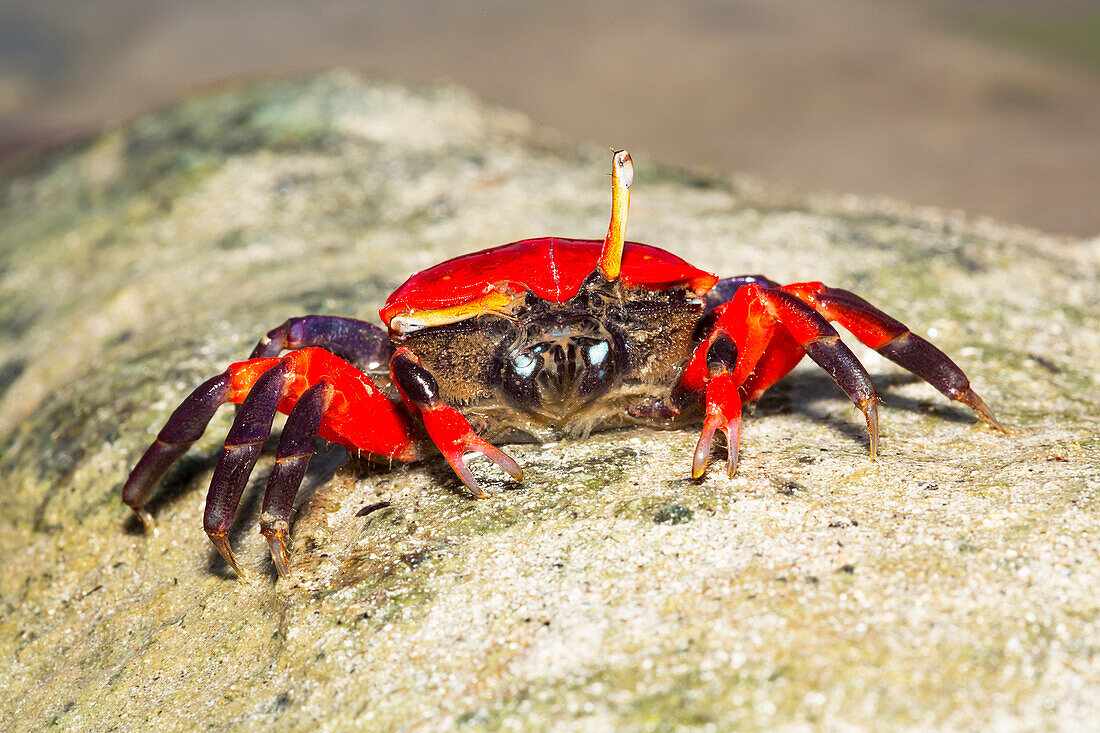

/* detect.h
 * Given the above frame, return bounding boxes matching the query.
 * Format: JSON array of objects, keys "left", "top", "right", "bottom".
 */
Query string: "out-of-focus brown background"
[{"left": 1, "top": 0, "right": 1097, "bottom": 236}]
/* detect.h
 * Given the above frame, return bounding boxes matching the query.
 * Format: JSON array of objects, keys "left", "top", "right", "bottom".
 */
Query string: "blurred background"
[{"left": 0, "top": 0, "right": 1096, "bottom": 236}]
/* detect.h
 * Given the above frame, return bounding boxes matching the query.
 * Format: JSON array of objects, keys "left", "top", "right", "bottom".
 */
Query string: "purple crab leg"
[
  {"left": 249, "top": 315, "right": 391, "bottom": 372},
  {"left": 259, "top": 381, "right": 331, "bottom": 578},
  {"left": 784, "top": 283, "right": 1005, "bottom": 430},
  {"left": 122, "top": 372, "right": 231, "bottom": 529},
  {"left": 761, "top": 288, "right": 881, "bottom": 457},
  {"left": 203, "top": 357, "right": 292, "bottom": 577}
]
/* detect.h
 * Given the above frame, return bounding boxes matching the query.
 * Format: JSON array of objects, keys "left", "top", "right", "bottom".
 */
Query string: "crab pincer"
[
  {"left": 390, "top": 347, "right": 523, "bottom": 498},
  {"left": 691, "top": 335, "right": 743, "bottom": 478}
]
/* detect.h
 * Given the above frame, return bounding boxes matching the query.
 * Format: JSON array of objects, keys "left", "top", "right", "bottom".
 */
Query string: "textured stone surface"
[{"left": 1, "top": 73, "right": 1098, "bottom": 731}]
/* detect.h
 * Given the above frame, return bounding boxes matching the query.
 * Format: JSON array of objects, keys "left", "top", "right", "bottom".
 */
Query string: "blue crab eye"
[
  {"left": 588, "top": 342, "right": 610, "bottom": 366},
  {"left": 513, "top": 353, "right": 537, "bottom": 377}
]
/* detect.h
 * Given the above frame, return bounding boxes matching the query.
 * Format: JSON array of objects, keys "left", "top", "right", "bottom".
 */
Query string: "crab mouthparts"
[{"left": 497, "top": 322, "right": 618, "bottom": 422}]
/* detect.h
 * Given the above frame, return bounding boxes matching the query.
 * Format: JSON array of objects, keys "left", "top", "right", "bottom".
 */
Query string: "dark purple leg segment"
[
  {"left": 802, "top": 335, "right": 881, "bottom": 458},
  {"left": 875, "top": 332, "right": 1002, "bottom": 428},
  {"left": 260, "top": 381, "right": 330, "bottom": 577},
  {"left": 249, "top": 315, "right": 391, "bottom": 372},
  {"left": 122, "top": 372, "right": 231, "bottom": 529},
  {"left": 705, "top": 275, "right": 780, "bottom": 314},
  {"left": 203, "top": 357, "right": 291, "bottom": 576}
]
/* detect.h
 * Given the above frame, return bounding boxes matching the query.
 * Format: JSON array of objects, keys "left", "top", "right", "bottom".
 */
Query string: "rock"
[{"left": 1, "top": 72, "right": 1098, "bottom": 730}]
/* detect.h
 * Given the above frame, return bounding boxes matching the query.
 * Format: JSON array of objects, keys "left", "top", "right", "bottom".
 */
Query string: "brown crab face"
[{"left": 494, "top": 312, "right": 619, "bottom": 421}]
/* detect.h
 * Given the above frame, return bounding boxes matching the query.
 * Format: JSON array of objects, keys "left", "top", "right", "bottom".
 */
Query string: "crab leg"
[
  {"left": 204, "top": 358, "right": 293, "bottom": 576},
  {"left": 123, "top": 347, "right": 422, "bottom": 577},
  {"left": 249, "top": 315, "right": 392, "bottom": 372},
  {"left": 703, "top": 277, "right": 1002, "bottom": 427},
  {"left": 390, "top": 347, "right": 522, "bottom": 498},
  {"left": 683, "top": 283, "right": 879, "bottom": 476},
  {"left": 703, "top": 275, "right": 780, "bottom": 314},
  {"left": 737, "top": 327, "right": 806, "bottom": 409},
  {"left": 259, "top": 381, "right": 331, "bottom": 578},
  {"left": 691, "top": 334, "right": 743, "bottom": 478},
  {"left": 122, "top": 373, "right": 231, "bottom": 529},
  {"left": 781, "top": 282, "right": 1004, "bottom": 430},
  {"left": 702, "top": 276, "right": 807, "bottom": 409}
]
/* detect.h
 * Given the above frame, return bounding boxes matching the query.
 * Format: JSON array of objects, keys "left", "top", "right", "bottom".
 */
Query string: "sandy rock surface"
[{"left": 1, "top": 73, "right": 1098, "bottom": 731}]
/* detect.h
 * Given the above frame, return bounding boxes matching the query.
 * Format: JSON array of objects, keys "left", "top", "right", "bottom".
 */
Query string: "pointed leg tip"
[
  {"left": 498, "top": 458, "right": 524, "bottom": 483},
  {"left": 725, "top": 437, "right": 741, "bottom": 477},
  {"left": 694, "top": 411, "right": 743, "bottom": 481},
  {"left": 448, "top": 454, "right": 492, "bottom": 499},
  {"left": 465, "top": 478, "right": 491, "bottom": 499},
  {"left": 475, "top": 440, "right": 524, "bottom": 483},
  {"left": 692, "top": 433, "right": 714, "bottom": 480},
  {"left": 207, "top": 531, "right": 246, "bottom": 579},
  {"left": 860, "top": 397, "right": 880, "bottom": 461},
  {"left": 983, "top": 411, "right": 1009, "bottom": 434},
  {"left": 959, "top": 387, "right": 1007, "bottom": 433},
  {"left": 131, "top": 507, "right": 157, "bottom": 534},
  {"left": 265, "top": 533, "right": 291, "bottom": 578}
]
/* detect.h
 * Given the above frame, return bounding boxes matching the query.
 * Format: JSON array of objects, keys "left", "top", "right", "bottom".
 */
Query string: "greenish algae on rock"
[{"left": 1, "top": 72, "right": 1098, "bottom": 731}]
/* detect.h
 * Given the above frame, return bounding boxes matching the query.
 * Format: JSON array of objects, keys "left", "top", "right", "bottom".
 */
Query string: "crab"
[{"left": 123, "top": 150, "right": 1003, "bottom": 578}]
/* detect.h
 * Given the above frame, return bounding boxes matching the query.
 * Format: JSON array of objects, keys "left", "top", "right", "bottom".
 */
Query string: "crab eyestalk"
[{"left": 598, "top": 149, "right": 633, "bottom": 281}]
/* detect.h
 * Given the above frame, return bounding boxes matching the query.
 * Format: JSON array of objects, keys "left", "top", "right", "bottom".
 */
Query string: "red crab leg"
[
  {"left": 691, "top": 334, "right": 743, "bottom": 478},
  {"left": 682, "top": 283, "right": 880, "bottom": 476},
  {"left": 390, "top": 347, "right": 522, "bottom": 498},
  {"left": 701, "top": 275, "right": 804, "bottom": 408},
  {"left": 210, "top": 348, "right": 421, "bottom": 576},
  {"left": 780, "top": 282, "right": 1004, "bottom": 430},
  {"left": 597, "top": 149, "right": 633, "bottom": 281},
  {"left": 737, "top": 327, "right": 805, "bottom": 409}
]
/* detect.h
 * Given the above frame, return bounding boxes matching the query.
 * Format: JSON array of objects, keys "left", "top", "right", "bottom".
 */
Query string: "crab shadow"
[{"left": 754, "top": 370, "right": 977, "bottom": 448}]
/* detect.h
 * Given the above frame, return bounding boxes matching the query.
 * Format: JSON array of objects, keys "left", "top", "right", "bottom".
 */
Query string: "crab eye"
[
  {"left": 588, "top": 341, "right": 610, "bottom": 366},
  {"left": 512, "top": 352, "right": 537, "bottom": 377}
]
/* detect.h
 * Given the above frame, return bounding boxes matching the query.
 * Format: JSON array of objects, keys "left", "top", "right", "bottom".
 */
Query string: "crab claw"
[
  {"left": 692, "top": 371, "right": 743, "bottom": 479},
  {"left": 390, "top": 347, "right": 523, "bottom": 497},
  {"left": 419, "top": 403, "right": 523, "bottom": 498}
]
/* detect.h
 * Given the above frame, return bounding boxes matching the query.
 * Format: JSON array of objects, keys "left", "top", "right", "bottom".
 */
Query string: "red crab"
[{"left": 123, "top": 150, "right": 1003, "bottom": 578}]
